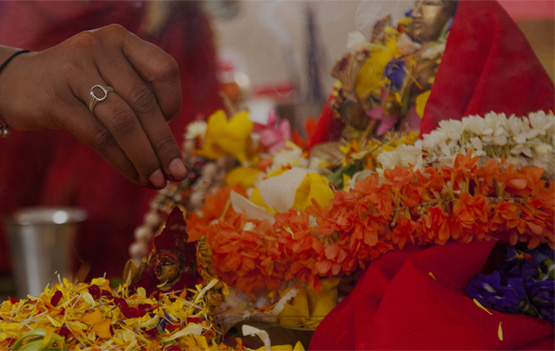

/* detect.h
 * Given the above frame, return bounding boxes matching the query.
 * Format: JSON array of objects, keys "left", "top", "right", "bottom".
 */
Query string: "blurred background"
[
  {"left": 210, "top": 0, "right": 554, "bottom": 126},
  {"left": 0, "top": 0, "right": 552, "bottom": 300}
]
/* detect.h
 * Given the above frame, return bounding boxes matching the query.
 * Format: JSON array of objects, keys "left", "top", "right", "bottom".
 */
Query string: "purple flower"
[
  {"left": 384, "top": 59, "right": 406, "bottom": 91},
  {"left": 467, "top": 244, "right": 554, "bottom": 324},
  {"left": 526, "top": 279, "right": 554, "bottom": 324},
  {"left": 466, "top": 271, "right": 526, "bottom": 314},
  {"left": 498, "top": 246, "right": 540, "bottom": 283}
]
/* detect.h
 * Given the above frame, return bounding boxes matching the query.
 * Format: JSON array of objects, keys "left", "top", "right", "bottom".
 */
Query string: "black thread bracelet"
[
  {"left": 0, "top": 49, "right": 31, "bottom": 138},
  {"left": 0, "top": 49, "right": 31, "bottom": 74}
]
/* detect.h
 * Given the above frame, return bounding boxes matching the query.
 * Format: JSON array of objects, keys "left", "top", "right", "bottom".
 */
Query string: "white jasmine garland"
[{"left": 377, "top": 111, "right": 555, "bottom": 178}]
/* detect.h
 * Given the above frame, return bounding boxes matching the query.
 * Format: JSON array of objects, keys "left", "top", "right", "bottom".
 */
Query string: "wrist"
[{"left": 0, "top": 49, "right": 33, "bottom": 135}]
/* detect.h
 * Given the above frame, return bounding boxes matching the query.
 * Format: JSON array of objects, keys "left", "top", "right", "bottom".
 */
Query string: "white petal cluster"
[
  {"left": 377, "top": 140, "right": 424, "bottom": 170},
  {"left": 268, "top": 144, "right": 308, "bottom": 173},
  {"left": 346, "top": 31, "right": 372, "bottom": 53},
  {"left": 184, "top": 121, "right": 207, "bottom": 140},
  {"left": 376, "top": 111, "right": 555, "bottom": 178},
  {"left": 420, "top": 39, "right": 446, "bottom": 59}
]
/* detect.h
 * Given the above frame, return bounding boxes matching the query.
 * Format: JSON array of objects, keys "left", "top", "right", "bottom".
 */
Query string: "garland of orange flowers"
[{"left": 187, "top": 151, "right": 554, "bottom": 294}]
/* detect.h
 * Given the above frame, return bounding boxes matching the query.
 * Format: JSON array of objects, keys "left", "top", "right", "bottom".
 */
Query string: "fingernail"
[
  {"left": 149, "top": 169, "right": 167, "bottom": 189},
  {"left": 168, "top": 158, "right": 188, "bottom": 181}
]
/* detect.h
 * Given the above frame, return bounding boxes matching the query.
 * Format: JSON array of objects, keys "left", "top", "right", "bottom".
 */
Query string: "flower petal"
[
  {"left": 259, "top": 168, "right": 308, "bottom": 212},
  {"left": 230, "top": 191, "right": 275, "bottom": 223}
]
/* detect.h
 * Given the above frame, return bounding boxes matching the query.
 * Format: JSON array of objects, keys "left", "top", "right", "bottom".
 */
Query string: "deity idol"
[
  {"left": 327, "top": 0, "right": 458, "bottom": 141},
  {"left": 124, "top": 207, "right": 200, "bottom": 296}
]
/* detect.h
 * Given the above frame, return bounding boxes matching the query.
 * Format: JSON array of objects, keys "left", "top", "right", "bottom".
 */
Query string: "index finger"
[{"left": 121, "top": 31, "right": 182, "bottom": 121}]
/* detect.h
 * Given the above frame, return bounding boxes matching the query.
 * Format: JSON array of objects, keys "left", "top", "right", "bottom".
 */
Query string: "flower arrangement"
[
  {"left": 377, "top": 110, "right": 555, "bottom": 178},
  {"left": 192, "top": 149, "right": 554, "bottom": 294},
  {"left": 124, "top": 105, "right": 554, "bottom": 336}
]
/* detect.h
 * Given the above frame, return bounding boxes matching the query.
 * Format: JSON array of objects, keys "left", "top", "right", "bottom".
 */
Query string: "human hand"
[{"left": 0, "top": 24, "right": 187, "bottom": 189}]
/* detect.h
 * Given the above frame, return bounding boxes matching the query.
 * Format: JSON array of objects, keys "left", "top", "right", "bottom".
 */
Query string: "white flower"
[
  {"left": 416, "top": 110, "right": 554, "bottom": 176},
  {"left": 377, "top": 150, "right": 401, "bottom": 170},
  {"left": 439, "top": 141, "right": 451, "bottom": 157},
  {"left": 397, "top": 33, "right": 420, "bottom": 55},
  {"left": 438, "top": 119, "right": 462, "bottom": 140},
  {"left": 376, "top": 141, "right": 423, "bottom": 171},
  {"left": 529, "top": 110, "right": 554, "bottom": 134},
  {"left": 346, "top": 32, "right": 371, "bottom": 53},
  {"left": 398, "top": 142, "right": 424, "bottom": 169},
  {"left": 422, "top": 129, "right": 447, "bottom": 150},
  {"left": 185, "top": 121, "right": 207, "bottom": 140},
  {"left": 269, "top": 145, "right": 308, "bottom": 173},
  {"left": 258, "top": 168, "right": 308, "bottom": 213},
  {"left": 421, "top": 41, "right": 446, "bottom": 59},
  {"left": 534, "top": 143, "right": 553, "bottom": 156},
  {"left": 470, "top": 137, "right": 483, "bottom": 151},
  {"left": 462, "top": 115, "right": 486, "bottom": 135},
  {"left": 230, "top": 191, "right": 275, "bottom": 223}
]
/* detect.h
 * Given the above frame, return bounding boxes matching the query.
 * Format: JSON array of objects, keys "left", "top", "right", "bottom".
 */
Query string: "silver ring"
[{"left": 88, "top": 84, "right": 114, "bottom": 112}]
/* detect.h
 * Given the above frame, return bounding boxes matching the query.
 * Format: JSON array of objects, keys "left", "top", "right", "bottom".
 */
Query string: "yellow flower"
[
  {"left": 278, "top": 278, "right": 340, "bottom": 330},
  {"left": 255, "top": 168, "right": 335, "bottom": 213},
  {"left": 81, "top": 308, "right": 103, "bottom": 326},
  {"left": 416, "top": 90, "right": 431, "bottom": 118},
  {"left": 293, "top": 173, "right": 335, "bottom": 211},
  {"left": 356, "top": 36, "right": 400, "bottom": 105},
  {"left": 81, "top": 308, "right": 113, "bottom": 339},
  {"left": 225, "top": 166, "right": 260, "bottom": 188},
  {"left": 307, "top": 278, "right": 340, "bottom": 327},
  {"left": 92, "top": 319, "right": 112, "bottom": 339},
  {"left": 180, "top": 335, "right": 210, "bottom": 350},
  {"left": 196, "top": 109, "right": 254, "bottom": 163}
]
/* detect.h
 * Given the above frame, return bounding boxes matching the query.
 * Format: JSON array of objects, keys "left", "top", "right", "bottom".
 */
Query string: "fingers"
[
  {"left": 92, "top": 84, "right": 168, "bottom": 188},
  {"left": 57, "top": 101, "right": 141, "bottom": 186},
  {"left": 2, "top": 24, "right": 188, "bottom": 188},
  {"left": 94, "top": 49, "right": 187, "bottom": 184},
  {"left": 120, "top": 27, "right": 182, "bottom": 121},
  {"left": 66, "top": 25, "right": 186, "bottom": 188}
]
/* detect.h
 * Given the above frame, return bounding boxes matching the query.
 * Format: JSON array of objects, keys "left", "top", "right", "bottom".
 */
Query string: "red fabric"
[
  {"left": 309, "top": 0, "right": 554, "bottom": 349},
  {"left": 308, "top": 1, "right": 555, "bottom": 145},
  {"left": 307, "top": 95, "right": 344, "bottom": 150},
  {"left": 0, "top": 1, "right": 222, "bottom": 278},
  {"left": 420, "top": 0, "right": 554, "bottom": 134},
  {"left": 310, "top": 242, "right": 555, "bottom": 350}
]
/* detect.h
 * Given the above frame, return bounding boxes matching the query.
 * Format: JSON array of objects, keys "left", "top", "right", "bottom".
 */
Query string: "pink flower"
[{"left": 253, "top": 109, "right": 292, "bottom": 153}]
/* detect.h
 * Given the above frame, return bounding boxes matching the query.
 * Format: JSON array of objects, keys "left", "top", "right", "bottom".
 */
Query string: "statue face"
[
  {"left": 412, "top": 0, "right": 455, "bottom": 43},
  {"left": 153, "top": 251, "right": 181, "bottom": 283}
]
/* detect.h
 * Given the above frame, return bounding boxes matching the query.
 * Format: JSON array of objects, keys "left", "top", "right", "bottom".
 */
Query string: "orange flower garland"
[{"left": 189, "top": 152, "right": 554, "bottom": 293}]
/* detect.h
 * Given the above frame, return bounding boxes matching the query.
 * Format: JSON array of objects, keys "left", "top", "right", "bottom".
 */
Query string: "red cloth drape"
[
  {"left": 0, "top": 1, "right": 222, "bottom": 278},
  {"left": 310, "top": 242, "right": 555, "bottom": 350},
  {"left": 420, "top": 0, "right": 554, "bottom": 134},
  {"left": 309, "top": 0, "right": 554, "bottom": 349}
]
